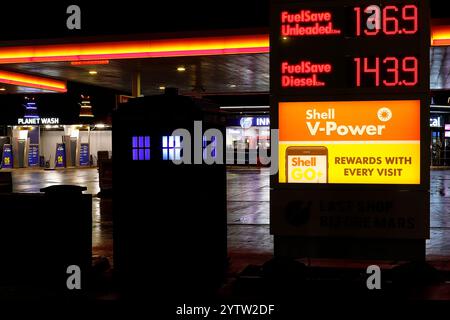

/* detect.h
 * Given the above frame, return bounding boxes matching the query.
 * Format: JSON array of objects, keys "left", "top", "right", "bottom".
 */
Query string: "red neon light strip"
[
  {"left": 0, "top": 25, "right": 450, "bottom": 65},
  {"left": 0, "top": 47, "right": 270, "bottom": 64},
  {"left": 70, "top": 60, "right": 110, "bottom": 65},
  {"left": 0, "top": 71, "right": 67, "bottom": 92},
  {"left": 0, "top": 79, "right": 67, "bottom": 92},
  {"left": 431, "top": 25, "right": 450, "bottom": 46},
  {"left": 0, "top": 35, "right": 270, "bottom": 64},
  {"left": 432, "top": 39, "right": 450, "bottom": 46}
]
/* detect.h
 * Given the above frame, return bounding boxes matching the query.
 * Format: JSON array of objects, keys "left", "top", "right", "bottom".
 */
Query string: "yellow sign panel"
[{"left": 278, "top": 100, "right": 421, "bottom": 184}]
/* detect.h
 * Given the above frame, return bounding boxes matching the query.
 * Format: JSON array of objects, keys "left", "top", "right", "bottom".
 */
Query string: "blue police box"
[{"left": 113, "top": 89, "right": 227, "bottom": 300}]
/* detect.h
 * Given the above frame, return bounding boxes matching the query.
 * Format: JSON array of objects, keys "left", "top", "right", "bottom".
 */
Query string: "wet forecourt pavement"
[{"left": 227, "top": 169, "right": 450, "bottom": 272}]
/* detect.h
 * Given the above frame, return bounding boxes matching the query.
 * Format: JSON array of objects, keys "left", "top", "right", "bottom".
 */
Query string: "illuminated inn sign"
[
  {"left": 17, "top": 117, "right": 60, "bottom": 125},
  {"left": 228, "top": 116, "right": 270, "bottom": 129},
  {"left": 239, "top": 117, "right": 270, "bottom": 128}
]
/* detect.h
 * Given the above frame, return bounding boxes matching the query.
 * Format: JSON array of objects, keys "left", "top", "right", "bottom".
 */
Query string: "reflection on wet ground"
[
  {"left": 429, "top": 170, "right": 450, "bottom": 259},
  {"left": 8, "top": 167, "right": 450, "bottom": 273}
]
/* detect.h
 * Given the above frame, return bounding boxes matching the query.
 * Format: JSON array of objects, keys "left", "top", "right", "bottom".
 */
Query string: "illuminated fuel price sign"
[
  {"left": 270, "top": 0, "right": 430, "bottom": 258},
  {"left": 280, "top": 2, "right": 420, "bottom": 39},
  {"left": 271, "top": 0, "right": 430, "bottom": 94}
]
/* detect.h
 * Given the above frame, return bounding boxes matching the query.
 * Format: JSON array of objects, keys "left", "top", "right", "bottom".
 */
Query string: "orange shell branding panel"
[{"left": 279, "top": 100, "right": 421, "bottom": 184}]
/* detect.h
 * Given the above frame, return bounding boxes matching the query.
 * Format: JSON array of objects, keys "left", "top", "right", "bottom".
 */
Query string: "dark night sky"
[
  {"left": 0, "top": 1, "right": 446, "bottom": 42},
  {"left": 0, "top": 1, "right": 269, "bottom": 41}
]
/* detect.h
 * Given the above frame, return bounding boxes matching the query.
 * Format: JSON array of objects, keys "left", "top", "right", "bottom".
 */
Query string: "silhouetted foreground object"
[
  {"left": 232, "top": 259, "right": 445, "bottom": 300},
  {"left": 0, "top": 185, "right": 91, "bottom": 300},
  {"left": 113, "top": 90, "right": 227, "bottom": 300},
  {"left": 389, "top": 261, "right": 442, "bottom": 286},
  {"left": 0, "top": 172, "right": 12, "bottom": 193},
  {"left": 97, "top": 151, "right": 109, "bottom": 163}
]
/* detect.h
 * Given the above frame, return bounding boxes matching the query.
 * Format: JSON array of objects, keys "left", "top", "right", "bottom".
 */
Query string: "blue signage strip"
[
  {"left": 79, "top": 143, "right": 90, "bottom": 166},
  {"left": 228, "top": 116, "right": 271, "bottom": 128},
  {"left": 1, "top": 144, "right": 13, "bottom": 169},
  {"left": 55, "top": 143, "right": 66, "bottom": 168},
  {"left": 28, "top": 144, "right": 39, "bottom": 167}
]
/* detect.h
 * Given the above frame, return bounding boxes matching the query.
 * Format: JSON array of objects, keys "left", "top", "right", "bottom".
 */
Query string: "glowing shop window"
[
  {"left": 162, "top": 136, "right": 182, "bottom": 160},
  {"left": 132, "top": 136, "right": 150, "bottom": 160}
]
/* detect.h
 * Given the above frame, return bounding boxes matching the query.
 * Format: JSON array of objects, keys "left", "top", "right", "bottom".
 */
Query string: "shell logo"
[
  {"left": 240, "top": 117, "right": 253, "bottom": 129},
  {"left": 377, "top": 107, "right": 393, "bottom": 122}
]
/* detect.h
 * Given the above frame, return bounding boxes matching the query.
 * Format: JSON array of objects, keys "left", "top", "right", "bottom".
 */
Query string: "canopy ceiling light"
[
  {"left": 79, "top": 95, "right": 94, "bottom": 118},
  {"left": 23, "top": 96, "right": 39, "bottom": 119}
]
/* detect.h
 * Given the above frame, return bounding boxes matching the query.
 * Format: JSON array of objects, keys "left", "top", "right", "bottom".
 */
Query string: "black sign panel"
[{"left": 270, "top": 0, "right": 430, "bottom": 253}]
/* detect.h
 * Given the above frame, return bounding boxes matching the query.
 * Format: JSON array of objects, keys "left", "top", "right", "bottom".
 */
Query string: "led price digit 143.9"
[{"left": 354, "top": 56, "right": 418, "bottom": 87}]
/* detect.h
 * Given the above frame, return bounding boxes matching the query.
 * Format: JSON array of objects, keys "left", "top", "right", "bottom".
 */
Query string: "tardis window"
[
  {"left": 162, "top": 136, "right": 181, "bottom": 160},
  {"left": 203, "top": 136, "right": 217, "bottom": 159},
  {"left": 132, "top": 136, "right": 150, "bottom": 160}
]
